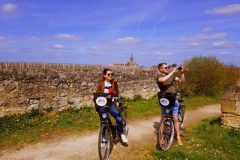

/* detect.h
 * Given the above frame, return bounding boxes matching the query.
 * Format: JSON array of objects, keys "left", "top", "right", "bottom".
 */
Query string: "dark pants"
[{"left": 98, "top": 103, "right": 124, "bottom": 134}]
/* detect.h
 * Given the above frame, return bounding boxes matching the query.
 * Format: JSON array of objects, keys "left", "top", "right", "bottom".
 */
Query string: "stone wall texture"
[
  {"left": 221, "top": 82, "right": 240, "bottom": 128},
  {"left": 0, "top": 63, "right": 158, "bottom": 117}
]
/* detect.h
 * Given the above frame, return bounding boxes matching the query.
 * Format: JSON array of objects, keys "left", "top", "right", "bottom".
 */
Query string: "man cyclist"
[{"left": 156, "top": 63, "right": 185, "bottom": 145}]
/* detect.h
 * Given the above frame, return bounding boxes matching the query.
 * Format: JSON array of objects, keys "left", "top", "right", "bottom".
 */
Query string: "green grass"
[
  {"left": 0, "top": 108, "right": 99, "bottom": 150},
  {"left": 124, "top": 93, "right": 221, "bottom": 119},
  {"left": 121, "top": 95, "right": 160, "bottom": 119},
  {"left": 184, "top": 94, "right": 221, "bottom": 109},
  {"left": 153, "top": 118, "right": 240, "bottom": 160},
  {"left": 0, "top": 94, "right": 221, "bottom": 150}
]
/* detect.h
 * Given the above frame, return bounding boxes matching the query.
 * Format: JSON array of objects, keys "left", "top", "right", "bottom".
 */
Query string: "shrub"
[
  {"left": 183, "top": 56, "right": 226, "bottom": 95},
  {"left": 133, "top": 94, "right": 143, "bottom": 101},
  {"left": 224, "top": 65, "right": 240, "bottom": 87}
]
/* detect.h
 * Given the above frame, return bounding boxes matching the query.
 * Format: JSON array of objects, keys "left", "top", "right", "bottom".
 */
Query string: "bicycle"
[
  {"left": 157, "top": 92, "right": 185, "bottom": 150},
  {"left": 93, "top": 93, "right": 128, "bottom": 160}
]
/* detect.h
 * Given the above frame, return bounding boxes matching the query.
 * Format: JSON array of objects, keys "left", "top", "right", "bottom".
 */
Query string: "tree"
[{"left": 183, "top": 56, "right": 226, "bottom": 95}]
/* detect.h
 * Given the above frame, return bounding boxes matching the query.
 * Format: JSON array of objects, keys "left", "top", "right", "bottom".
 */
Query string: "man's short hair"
[{"left": 158, "top": 63, "right": 167, "bottom": 69}]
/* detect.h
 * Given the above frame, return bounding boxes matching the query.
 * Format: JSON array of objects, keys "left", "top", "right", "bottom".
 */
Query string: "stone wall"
[
  {"left": 0, "top": 63, "right": 158, "bottom": 116},
  {"left": 221, "top": 81, "right": 240, "bottom": 128}
]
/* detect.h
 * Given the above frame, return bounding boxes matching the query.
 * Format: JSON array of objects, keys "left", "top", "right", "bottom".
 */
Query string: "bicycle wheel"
[
  {"left": 178, "top": 105, "right": 185, "bottom": 130},
  {"left": 158, "top": 118, "right": 174, "bottom": 150},
  {"left": 98, "top": 124, "right": 111, "bottom": 160},
  {"left": 121, "top": 107, "right": 129, "bottom": 136}
]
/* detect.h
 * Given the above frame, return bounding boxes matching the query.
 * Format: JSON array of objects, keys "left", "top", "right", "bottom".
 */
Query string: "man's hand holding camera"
[
  {"left": 175, "top": 65, "right": 185, "bottom": 82},
  {"left": 158, "top": 63, "right": 185, "bottom": 83},
  {"left": 177, "top": 65, "right": 184, "bottom": 74},
  {"left": 172, "top": 65, "right": 184, "bottom": 73}
]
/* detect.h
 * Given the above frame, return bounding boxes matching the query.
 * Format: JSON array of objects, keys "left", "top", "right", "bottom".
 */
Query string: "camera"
[{"left": 177, "top": 66, "right": 182, "bottom": 70}]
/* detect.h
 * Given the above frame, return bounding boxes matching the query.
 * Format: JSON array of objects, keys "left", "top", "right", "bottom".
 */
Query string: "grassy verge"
[
  {"left": 122, "top": 95, "right": 160, "bottom": 119},
  {"left": 184, "top": 94, "right": 221, "bottom": 109},
  {"left": 0, "top": 94, "right": 221, "bottom": 150},
  {"left": 152, "top": 118, "right": 240, "bottom": 160},
  {"left": 0, "top": 108, "right": 99, "bottom": 150}
]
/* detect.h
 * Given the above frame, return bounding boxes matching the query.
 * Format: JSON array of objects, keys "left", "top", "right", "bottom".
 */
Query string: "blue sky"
[{"left": 0, "top": 0, "right": 240, "bottom": 66}]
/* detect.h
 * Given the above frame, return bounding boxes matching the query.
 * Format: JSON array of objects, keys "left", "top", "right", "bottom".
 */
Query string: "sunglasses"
[
  {"left": 164, "top": 67, "right": 169, "bottom": 69},
  {"left": 107, "top": 73, "right": 113, "bottom": 76}
]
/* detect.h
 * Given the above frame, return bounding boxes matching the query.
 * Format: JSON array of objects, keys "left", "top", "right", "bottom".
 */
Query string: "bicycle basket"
[
  {"left": 93, "top": 93, "right": 113, "bottom": 107},
  {"left": 157, "top": 92, "right": 176, "bottom": 108}
]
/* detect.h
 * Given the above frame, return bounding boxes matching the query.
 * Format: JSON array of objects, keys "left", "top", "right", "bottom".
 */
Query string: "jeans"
[
  {"left": 161, "top": 100, "right": 179, "bottom": 116},
  {"left": 98, "top": 103, "right": 124, "bottom": 134}
]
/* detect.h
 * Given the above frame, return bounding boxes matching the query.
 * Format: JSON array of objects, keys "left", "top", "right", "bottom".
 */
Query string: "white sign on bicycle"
[
  {"left": 96, "top": 97, "right": 107, "bottom": 106},
  {"left": 160, "top": 98, "right": 170, "bottom": 106}
]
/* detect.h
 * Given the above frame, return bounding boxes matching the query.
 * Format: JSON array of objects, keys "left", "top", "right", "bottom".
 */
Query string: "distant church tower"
[
  {"left": 129, "top": 53, "right": 135, "bottom": 63},
  {"left": 126, "top": 53, "right": 138, "bottom": 67}
]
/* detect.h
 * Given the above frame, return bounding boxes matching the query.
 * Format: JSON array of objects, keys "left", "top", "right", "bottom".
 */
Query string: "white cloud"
[
  {"left": 162, "top": 52, "right": 174, "bottom": 56},
  {"left": 210, "top": 41, "right": 226, "bottom": 48},
  {"left": 115, "top": 36, "right": 142, "bottom": 45},
  {"left": 53, "top": 44, "right": 65, "bottom": 49},
  {"left": 0, "top": 35, "right": 41, "bottom": 42},
  {"left": 202, "top": 27, "right": 212, "bottom": 32},
  {"left": 178, "top": 33, "right": 227, "bottom": 42},
  {"left": 89, "top": 46, "right": 101, "bottom": 50},
  {"left": 210, "top": 41, "right": 240, "bottom": 49},
  {"left": 190, "top": 42, "right": 201, "bottom": 47},
  {"left": 153, "top": 51, "right": 174, "bottom": 56},
  {"left": 27, "top": 36, "right": 39, "bottom": 40},
  {"left": 205, "top": 3, "right": 240, "bottom": 15},
  {"left": 219, "top": 51, "right": 231, "bottom": 55},
  {"left": 143, "top": 44, "right": 161, "bottom": 49},
  {"left": 55, "top": 34, "right": 80, "bottom": 40},
  {"left": 1, "top": 3, "right": 17, "bottom": 13},
  {"left": 178, "top": 42, "right": 201, "bottom": 49},
  {"left": 0, "top": 36, "right": 6, "bottom": 40},
  {"left": 86, "top": 46, "right": 110, "bottom": 52}
]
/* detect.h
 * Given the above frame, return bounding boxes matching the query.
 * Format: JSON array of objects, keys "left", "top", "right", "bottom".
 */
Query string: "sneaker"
[{"left": 121, "top": 134, "right": 128, "bottom": 143}]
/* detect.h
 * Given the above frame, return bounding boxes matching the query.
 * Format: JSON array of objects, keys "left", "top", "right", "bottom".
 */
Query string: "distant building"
[
  {"left": 109, "top": 53, "right": 139, "bottom": 68},
  {"left": 125, "top": 53, "right": 138, "bottom": 67}
]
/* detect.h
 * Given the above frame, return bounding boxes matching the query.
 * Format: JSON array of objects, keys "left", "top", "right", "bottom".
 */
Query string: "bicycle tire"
[
  {"left": 178, "top": 105, "right": 185, "bottom": 130},
  {"left": 158, "top": 118, "right": 174, "bottom": 150},
  {"left": 98, "top": 124, "right": 111, "bottom": 160},
  {"left": 121, "top": 107, "right": 129, "bottom": 136}
]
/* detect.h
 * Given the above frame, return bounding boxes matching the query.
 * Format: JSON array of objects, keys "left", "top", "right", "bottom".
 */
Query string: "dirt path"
[{"left": 0, "top": 104, "right": 221, "bottom": 160}]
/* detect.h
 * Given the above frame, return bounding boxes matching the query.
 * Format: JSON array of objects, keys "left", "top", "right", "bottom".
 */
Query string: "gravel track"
[{"left": 0, "top": 104, "right": 221, "bottom": 160}]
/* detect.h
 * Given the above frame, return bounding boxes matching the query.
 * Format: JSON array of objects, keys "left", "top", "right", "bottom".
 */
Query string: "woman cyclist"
[{"left": 95, "top": 68, "right": 128, "bottom": 143}]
